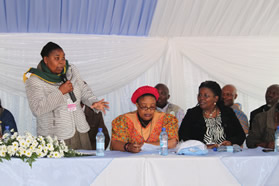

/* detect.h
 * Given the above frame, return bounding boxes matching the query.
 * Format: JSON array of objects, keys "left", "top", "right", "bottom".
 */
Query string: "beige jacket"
[{"left": 25, "top": 64, "right": 98, "bottom": 140}]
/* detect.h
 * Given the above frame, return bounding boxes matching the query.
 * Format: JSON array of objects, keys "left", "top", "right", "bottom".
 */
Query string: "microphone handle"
[
  {"left": 69, "top": 91, "right": 77, "bottom": 103},
  {"left": 61, "top": 75, "right": 77, "bottom": 103}
]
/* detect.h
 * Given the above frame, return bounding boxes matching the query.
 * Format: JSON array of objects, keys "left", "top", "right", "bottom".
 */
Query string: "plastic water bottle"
[
  {"left": 96, "top": 128, "right": 105, "bottom": 156},
  {"left": 274, "top": 126, "right": 279, "bottom": 152},
  {"left": 159, "top": 127, "right": 168, "bottom": 156},
  {"left": 215, "top": 144, "right": 242, "bottom": 153},
  {"left": 3, "top": 126, "right": 11, "bottom": 141}
]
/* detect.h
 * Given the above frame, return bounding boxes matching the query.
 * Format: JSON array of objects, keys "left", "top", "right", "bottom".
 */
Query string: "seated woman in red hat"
[{"left": 111, "top": 86, "right": 178, "bottom": 153}]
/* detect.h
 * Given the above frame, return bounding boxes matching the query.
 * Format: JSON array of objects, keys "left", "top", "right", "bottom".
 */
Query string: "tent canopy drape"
[{"left": 0, "top": 0, "right": 279, "bottom": 135}]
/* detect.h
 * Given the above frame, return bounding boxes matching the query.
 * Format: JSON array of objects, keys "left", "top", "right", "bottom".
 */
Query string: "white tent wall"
[{"left": 0, "top": 33, "right": 277, "bottom": 136}]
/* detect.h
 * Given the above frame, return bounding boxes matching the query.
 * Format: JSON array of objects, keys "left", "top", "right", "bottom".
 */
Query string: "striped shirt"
[{"left": 25, "top": 64, "right": 98, "bottom": 140}]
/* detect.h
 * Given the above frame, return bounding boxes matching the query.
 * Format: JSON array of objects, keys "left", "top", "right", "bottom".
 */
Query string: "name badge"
[{"left": 67, "top": 99, "right": 76, "bottom": 112}]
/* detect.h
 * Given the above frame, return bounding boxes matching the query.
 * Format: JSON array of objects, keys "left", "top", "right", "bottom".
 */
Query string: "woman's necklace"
[
  {"left": 137, "top": 113, "right": 153, "bottom": 141},
  {"left": 203, "top": 107, "right": 217, "bottom": 118},
  {"left": 140, "top": 122, "right": 153, "bottom": 142}
]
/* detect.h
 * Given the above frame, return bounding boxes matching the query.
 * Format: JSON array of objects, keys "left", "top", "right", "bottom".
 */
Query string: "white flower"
[
  {"left": 2, "top": 133, "right": 10, "bottom": 139},
  {"left": 11, "top": 132, "right": 18, "bottom": 139},
  {"left": 59, "top": 140, "right": 68, "bottom": 152},
  {"left": 41, "top": 140, "right": 46, "bottom": 146},
  {"left": 12, "top": 141, "right": 19, "bottom": 147},
  {"left": 47, "top": 154, "right": 53, "bottom": 158},
  {"left": 59, "top": 151, "right": 64, "bottom": 157},
  {"left": 46, "top": 136, "right": 53, "bottom": 144},
  {"left": 29, "top": 145, "right": 35, "bottom": 151},
  {"left": 47, "top": 143, "right": 54, "bottom": 151},
  {"left": 7, "top": 146, "right": 15, "bottom": 156},
  {"left": 36, "top": 151, "right": 42, "bottom": 157},
  {"left": 0, "top": 133, "right": 80, "bottom": 167},
  {"left": 43, "top": 146, "right": 49, "bottom": 153},
  {"left": 19, "top": 139, "right": 27, "bottom": 148},
  {"left": 25, "top": 150, "right": 32, "bottom": 157},
  {"left": 36, "top": 151, "right": 43, "bottom": 157},
  {"left": 35, "top": 148, "right": 46, "bottom": 158},
  {"left": 0, "top": 150, "right": 6, "bottom": 157},
  {"left": 17, "top": 147, "right": 25, "bottom": 156},
  {"left": 60, "top": 143, "right": 68, "bottom": 152},
  {"left": 13, "top": 146, "right": 19, "bottom": 153},
  {"left": 16, "top": 136, "right": 23, "bottom": 141},
  {"left": 53, "top": 140, "right": 59, "bottom": 146},
  {"left": 37, "top": 145, "right": 43, "bottom": 150},
  {"left": 26, "top": 136, "right": 34, "bottom": 145},
  {"left": 60, "top": 140, "right": 66, "bottom": 146},
  {"left": 31, "top": 140, "right": 38, "bottom": 147},
  {"left": 52, "top": 151, "right": 61, "bottom": 158},
  {"left": 25, "top": 132, "right": 32, "bottom": 137},
  {"left": 37, "top": 136, "right": 44, "bottom": 142},
  {"left": 0, "top": 145, "right": 7, "bottom": 152},
  {"left": 21, "top": 149, "right": 27, "bottom": 155}
]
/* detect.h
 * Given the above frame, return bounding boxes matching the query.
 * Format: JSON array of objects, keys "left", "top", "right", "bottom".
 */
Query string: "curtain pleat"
[{"left": 1, "top": 33, "right": 278, "bottom": 135}]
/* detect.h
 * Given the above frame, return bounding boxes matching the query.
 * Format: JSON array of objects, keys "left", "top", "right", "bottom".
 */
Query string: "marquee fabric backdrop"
[{"left": 0, "top": 0, "right": 279, "bottom": 136}]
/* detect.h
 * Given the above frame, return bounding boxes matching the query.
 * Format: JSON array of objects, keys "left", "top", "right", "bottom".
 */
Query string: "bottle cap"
[
  {"left": 162, "top": 127, "right": 166, "bottom": 132},
  {"left": 98, "top": 128, "right": 103, "bottom": 132},
  {"left": 213, "top": 147, "right": 217, "bottom": 151},
  {"left": 277, "top": 126, "right": 279, "bottom": 129},
  {"left": 5, "top": 126, "right": 9, "bottom": 130}
]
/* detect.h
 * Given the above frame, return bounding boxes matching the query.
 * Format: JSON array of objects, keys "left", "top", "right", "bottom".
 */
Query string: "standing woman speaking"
[{"left": 24, "top": 42, "right": 109, "bottom": 150}]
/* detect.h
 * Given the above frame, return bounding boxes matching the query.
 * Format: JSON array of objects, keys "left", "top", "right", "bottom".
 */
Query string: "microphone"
[{"left": 61, "top": 74, "right": 77, "bottom": 103}]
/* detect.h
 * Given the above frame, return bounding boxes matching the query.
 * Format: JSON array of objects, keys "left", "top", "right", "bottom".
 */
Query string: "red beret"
[{"left": 131, "top": 86, "right": 159, "bottom": 104}]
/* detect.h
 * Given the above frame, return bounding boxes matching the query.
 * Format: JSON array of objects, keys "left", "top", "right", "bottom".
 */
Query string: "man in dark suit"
[{"left": 250, "top": 84, "right": 279, "bottom": 130}]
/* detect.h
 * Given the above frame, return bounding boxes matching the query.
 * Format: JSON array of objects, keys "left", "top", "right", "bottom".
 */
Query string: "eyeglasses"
[{"left": 138, "top": 105, "right": 156, "bottom": 111}]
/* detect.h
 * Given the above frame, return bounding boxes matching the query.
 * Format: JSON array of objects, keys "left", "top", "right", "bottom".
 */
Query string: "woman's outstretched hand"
[{"left": 91, "top": 99, "right": 109, "bottom": 114}]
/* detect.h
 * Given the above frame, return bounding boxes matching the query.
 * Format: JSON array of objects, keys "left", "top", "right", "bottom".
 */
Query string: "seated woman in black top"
[{"left": 179, "top": 81, "right": 245, "bottom": 149}]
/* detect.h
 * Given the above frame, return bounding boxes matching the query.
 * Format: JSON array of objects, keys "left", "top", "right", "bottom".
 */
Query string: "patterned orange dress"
[{"left": 111, "top": 111, "right": 178, "bottom": 144}]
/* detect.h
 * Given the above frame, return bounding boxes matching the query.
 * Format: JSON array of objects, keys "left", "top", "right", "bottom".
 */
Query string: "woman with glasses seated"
[
  {"left": 179, "top": 81, "right": 245, "bottom": 149},
  {"left": 111, "top": 86, "right": 178, "bottom": 153}
]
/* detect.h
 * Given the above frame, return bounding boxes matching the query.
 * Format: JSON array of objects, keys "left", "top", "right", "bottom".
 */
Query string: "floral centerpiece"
[{"left": 0, "top": 130, "right": 85, "bottom": 167}]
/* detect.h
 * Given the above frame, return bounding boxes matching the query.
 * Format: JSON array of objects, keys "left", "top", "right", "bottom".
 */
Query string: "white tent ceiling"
[{"left": 150, "top": 0, "right": 279, "bottom": 36}]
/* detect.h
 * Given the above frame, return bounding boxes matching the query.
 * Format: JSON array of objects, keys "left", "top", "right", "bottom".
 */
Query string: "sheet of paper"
[{"left": 141, "top": 143, "right": 160, "bottom": 151}]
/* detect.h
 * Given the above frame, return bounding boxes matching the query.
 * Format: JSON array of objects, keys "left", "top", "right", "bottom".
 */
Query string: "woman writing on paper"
[{"left": 111, "top": 86, "right": 178, "bottom": 153}]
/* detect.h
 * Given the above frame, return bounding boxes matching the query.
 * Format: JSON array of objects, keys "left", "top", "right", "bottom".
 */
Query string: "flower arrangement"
[{"left": 0, "top": 130, "right": 84, "bottom": 167}]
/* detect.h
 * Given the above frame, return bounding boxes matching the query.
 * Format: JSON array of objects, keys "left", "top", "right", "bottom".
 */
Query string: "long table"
[{"left": 0, "top": 148, "right": 278, "bottom": 186}]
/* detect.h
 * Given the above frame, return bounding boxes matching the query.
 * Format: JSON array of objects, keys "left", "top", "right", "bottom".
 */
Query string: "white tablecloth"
[{"left": 0, "top": 148, "right": 278, "bottom": 186}]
